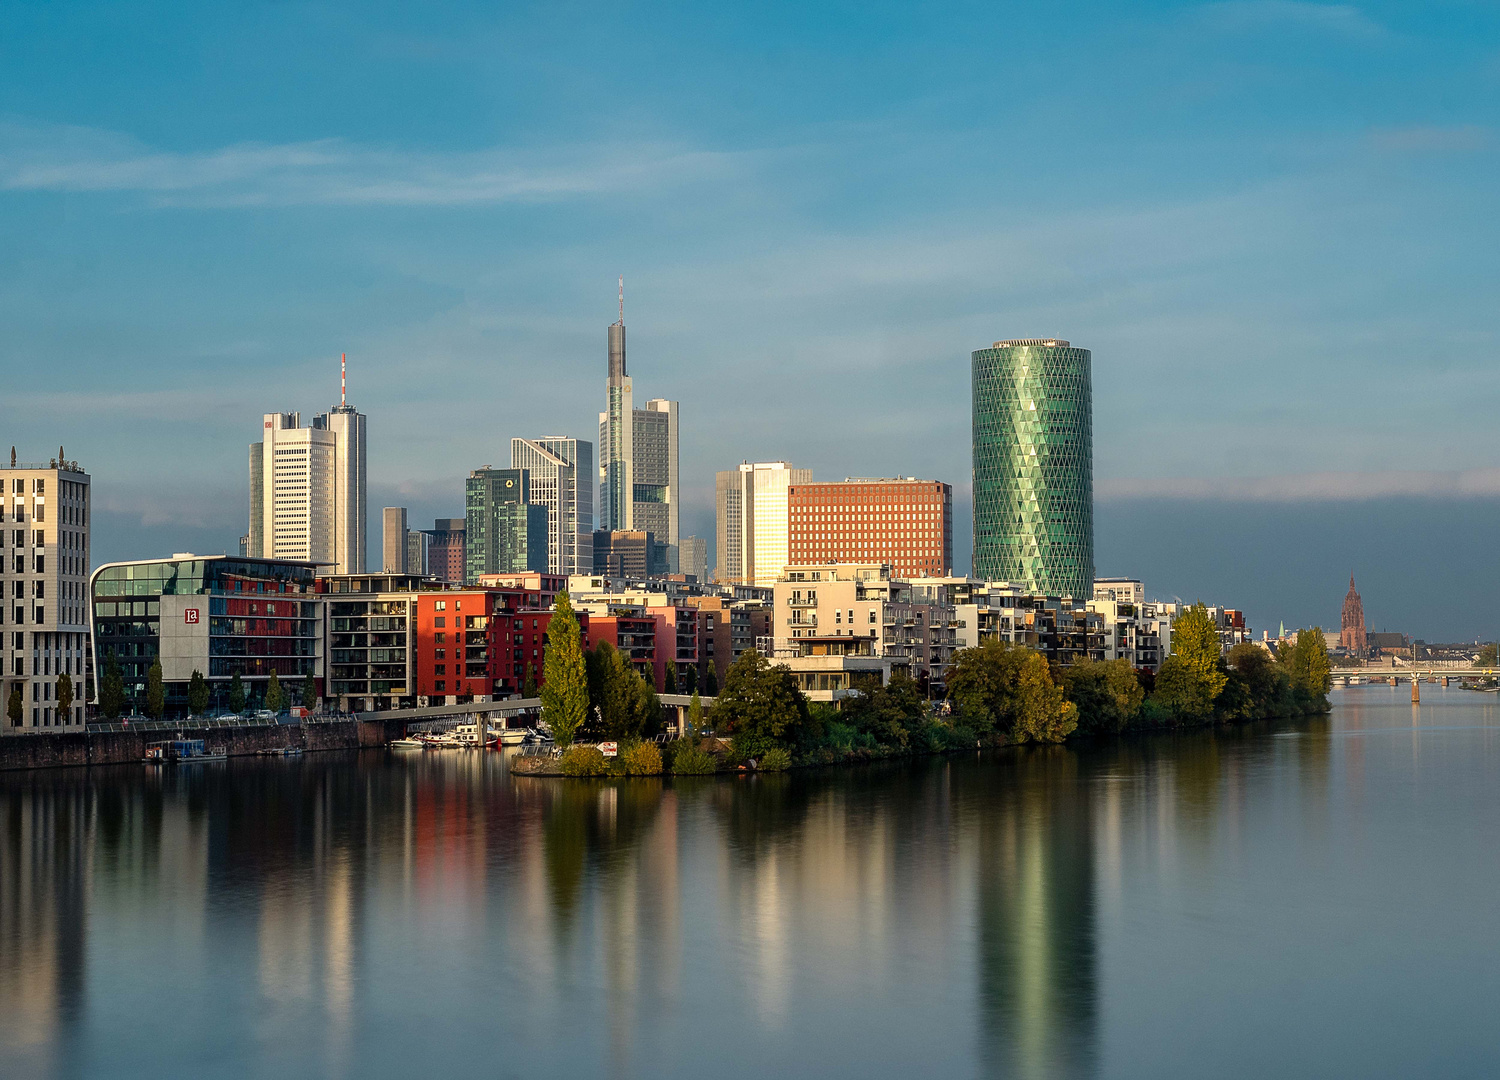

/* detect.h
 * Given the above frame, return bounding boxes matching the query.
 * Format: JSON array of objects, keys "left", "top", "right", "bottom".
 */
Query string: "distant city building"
[
  {"left": 465, "top": 469, "right": 548, "bottom": 583},
  {"left": 422, "top": 518, "right": 465, "bottom": 584},
  {"left": 679, "top": 535, "right": 709, "bottom": 582},
  {"left": 593, "top": 530, "right": 669, "bottom": 577},
  {"left": 406, "top": 529, "right": 428, "bottom": 577},
  {"left": 716, "top": 461, "right": 812, "bottom": 588},
  {"left": 598, "top": 283, "right": 680, "bottom": 564},
  {"left": 511, "top": 436, "right": 595, "bottom": 575},
  {"left": 788, "top": 478, "right": 953, "bottom": 578},
  {"left": 248, "top": 397, "right": 367, "bottom": 574},
  {"left": 972, "top": 338, "right": 1093, "bottom": 598},
  {"left": 382, "top": 507, "right": 408, "bottom": 573},
  {"left": 2, "top": 452, "right": 91, "bottom": 731},
  {"left": 1093, "top": 577, "right": 1144, "bottom": 604},
  {"left": 1340, "top": 574, "right": 1368, "bottom": 654},
  {"left": 89, "top": 554, "right": 319, "bottom": 718}
]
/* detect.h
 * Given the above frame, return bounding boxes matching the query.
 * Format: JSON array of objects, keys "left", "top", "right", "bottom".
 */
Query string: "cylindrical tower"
[{"left": 971, "top": 338, "right": 1093, "bottom": 597}]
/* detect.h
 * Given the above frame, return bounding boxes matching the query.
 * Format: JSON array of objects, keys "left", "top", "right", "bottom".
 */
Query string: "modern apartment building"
[
  {"left": 1, "top": 453, "right": 91, "bottom": 731},
  {"left": 788, "top": 478, "right": 953, "bottom": 578},
  {"left": 598, "top": 287, "right": 680, "bottom": 563},
  {"left": 249, "top": 402, "right": 368, "bottom": 575},
  {"left": 423, "top": 518, "right": 465, "bottom": 583},
  {"left": 320, "top": 572, "right": 425, "bottom": 709},
  {"left": 465, "top": 469, "right": 548, "bottom": 583},
  {"left": 511, "top": 436, "right": 595, "bottom": 575},
  {"left": 716, "top": 461, "right": 812, "bottom": 588},
  {"left": 89, "top": 554, "right": 320, "bottom": 718},
  {"left": 972, "top": 338, "right": 1093, "bottom": 598}
]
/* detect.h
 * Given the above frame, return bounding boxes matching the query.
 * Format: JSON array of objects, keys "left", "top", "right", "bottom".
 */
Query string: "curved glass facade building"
[{"left": 972, "top": 339, "right": 1093, "bottom": 598}]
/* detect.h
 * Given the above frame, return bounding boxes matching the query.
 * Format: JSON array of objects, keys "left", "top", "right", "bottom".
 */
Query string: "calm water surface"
[{"left": 5, "top": 686, "right": 1500, "bottom": 1079}]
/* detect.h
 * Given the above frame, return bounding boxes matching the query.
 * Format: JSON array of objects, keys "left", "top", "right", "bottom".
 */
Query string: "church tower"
[{"left": 1340, "top": 575, "right": 1367, "bottom": 655}]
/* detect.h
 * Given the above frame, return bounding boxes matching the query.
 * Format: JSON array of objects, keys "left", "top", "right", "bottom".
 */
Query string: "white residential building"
[
  {"left": 716, "top": 461, "right": 812, "bottom": 588},
  {"left": 511, "top": 436, "right": 595, "bottom": 575},
  {"left": 249, "top": 404, "right": 367, "bottom": 574},
  {"left": 1, "top": 452, "right": 91, "bottom": 731}
]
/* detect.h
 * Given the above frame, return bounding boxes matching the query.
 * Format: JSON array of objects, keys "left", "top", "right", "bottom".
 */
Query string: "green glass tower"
[{"left": 972, "top": 338, "right": 1093, "bottom": 597}]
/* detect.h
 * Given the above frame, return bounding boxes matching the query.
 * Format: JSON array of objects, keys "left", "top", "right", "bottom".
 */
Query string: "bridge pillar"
[
  {"left": 1412, "top": 678, "right": 1420, "bottom": 703},
  {"left": 1443, "top": 676, "right": 1450, "bottom": 687}
]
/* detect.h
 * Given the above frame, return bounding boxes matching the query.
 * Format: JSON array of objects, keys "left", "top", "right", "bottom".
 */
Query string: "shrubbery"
[
  {"left": 758, "top": 747, "right": 792, "bottom": 772},
  {"left": 671, "top": 742, "right": 717, "bottom": 775},
  {"left": 560, "top": 744, "right": 609, "bottom": 776},
  {"left": 619, "top": 740, "right": 663, "bottom": 776}
]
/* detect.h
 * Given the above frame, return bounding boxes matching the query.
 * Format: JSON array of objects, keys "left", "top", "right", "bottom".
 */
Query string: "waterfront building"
[
  {"left": 422, "top": 518, "right": 465, "bottom": 583},
  {"left": 1341, "top": 575, "right": 1368, "bottom": 655},
  {"left": 1, "top": 451, "right": 91, "bottom": 731},
  {"left": 676, "top": 593, "right": 771, "bottom": 690},
  {"left": 412, "top": 586, "right": 558, "bottom": 701},
  {"left": 972, "top": 338, "right": 1093, "bottom": 598},
  {"left": 465, "top": 469, "right": 548, "bottom": 583},
  {"left": 679, "top": 535, "right": 709, "bottom": 582},
  {"left": 1093, "top": 577, "right": 1144, "bottom": 604},
  {"left": 788, "top": 477, "right": 953, "bottom": 579},
  {"left": 511, "top": 436, "right": 595, "bottom": 575},
  {"left": 89, "top": 554, "right": 319, "bottom": 718},
  {"left": 716, "top": 461, "right": 813, "bottom": 588},
  {"left": 773, "top": 563, "right": 959, "bottom": 688},
  {"left": 779, "top": 636, "right": 895, "bottom": 702},
  {"left": 319, "top": 572, "right": 426, "bottom": 710},
  {"left": 598, "top": 285, "right": 680, "bottom": 564},
  {"left": 592, "top": 530, "right": 668, "bottom": 577},
  {"left": 248, "top": 396, "right": 368, "bottom": 574}
]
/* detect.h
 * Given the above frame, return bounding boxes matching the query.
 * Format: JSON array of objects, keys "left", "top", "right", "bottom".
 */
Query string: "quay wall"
[{"left": 0, "top": 717, "right": 406, "bottom": 772}]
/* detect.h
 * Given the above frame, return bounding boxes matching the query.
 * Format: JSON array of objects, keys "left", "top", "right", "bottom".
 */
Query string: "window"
[
  {"left": 435, "top": 632, "right": 446, "bottom": 644},
  {"left": 434, "top": 617, "right": 445, "bottom": 628},
  {"left": 435, "top": 681, "right": 446, "bottom": 693},
  {"left": 434, "top": 601, "right": 446, "bottom": 611}
]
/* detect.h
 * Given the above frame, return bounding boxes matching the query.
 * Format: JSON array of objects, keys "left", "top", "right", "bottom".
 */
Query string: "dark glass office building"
[
  {"left": 972, "top": 339, "right": 1093, "bottom": 598},
  {"left": 89, "top": 555, "right": 319, "bottom": 716},
  {"left": 465, "top": 468, "right": 548, "bottom": 584}
]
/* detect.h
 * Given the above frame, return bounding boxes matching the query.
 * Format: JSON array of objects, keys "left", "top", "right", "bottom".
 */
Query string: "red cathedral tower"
[{"left": 1340, "top": 574, "right": 1367, "bottom": 655}]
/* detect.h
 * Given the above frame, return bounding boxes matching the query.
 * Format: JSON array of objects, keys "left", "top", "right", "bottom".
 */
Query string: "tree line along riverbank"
[{"left": 517, "top": 597, "right": 1335, "bottom": 778}]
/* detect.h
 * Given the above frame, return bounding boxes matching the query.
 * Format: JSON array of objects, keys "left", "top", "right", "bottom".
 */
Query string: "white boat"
[{"left": 389, "top": 736, "right": 426, "bottom": 750}]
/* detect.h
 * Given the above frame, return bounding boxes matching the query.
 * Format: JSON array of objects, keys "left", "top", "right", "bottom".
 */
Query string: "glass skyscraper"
[{"left": 971, "top": 338, "right": 1093, "bottom": 598}]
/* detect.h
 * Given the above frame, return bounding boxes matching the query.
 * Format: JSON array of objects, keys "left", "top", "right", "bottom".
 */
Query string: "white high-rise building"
[
  {"left": 1, "top": 451, "right": 90, "bottom": 732},
  {"left": 249, "top": 399, "right": 367, "bottom": 574},
  {"left": 598, "top": 282, "right": 679, "bottom": 565},
  {"left": 715, "top": 461, "right": 812, "bottom": 588},
  {"left": 510, "top": 437, "right": 594, "bottom": 575}
]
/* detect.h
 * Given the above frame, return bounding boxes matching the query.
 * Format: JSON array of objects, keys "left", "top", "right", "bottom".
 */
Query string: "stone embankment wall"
[{"left": 0, "top": 717, "right": 405, "bottom": 772}]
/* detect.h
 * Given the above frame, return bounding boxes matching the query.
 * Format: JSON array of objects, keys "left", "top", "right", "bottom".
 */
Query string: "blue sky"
[{"left": 2, "top": 0, "right": 1498, "bottom": 638}]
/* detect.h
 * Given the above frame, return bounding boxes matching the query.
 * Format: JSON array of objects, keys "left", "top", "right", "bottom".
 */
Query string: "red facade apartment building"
[
  {"left": 788, "top": 478, "right": 953, "bottom": 579},
  {"left": 413, "top": 587, "right": 580, "bottom": 699}
]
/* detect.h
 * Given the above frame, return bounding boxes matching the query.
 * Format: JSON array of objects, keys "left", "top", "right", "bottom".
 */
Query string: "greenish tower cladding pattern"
[{"left": 972, "top": 339, "right": 1094, "bottom": 598}]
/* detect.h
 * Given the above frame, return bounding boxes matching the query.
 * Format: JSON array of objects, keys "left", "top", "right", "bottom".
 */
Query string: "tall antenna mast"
[
  {"left": 341, "top": 352, "right": 347, "bottom": 407},
  {"left": 619, "top": 276, "right": 624, "bottom": 325}
]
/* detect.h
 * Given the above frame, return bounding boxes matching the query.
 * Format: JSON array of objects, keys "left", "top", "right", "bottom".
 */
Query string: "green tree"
[
  {"left": 687, "top": 689, "right": 703, "bottom": 735},
  {"left": 145, "top": 659, "right": 165, "bottom": 720},
  {"left": 1151, "top": 604, "right": 1229, "bottom": 722},
  {"left": 99, "top": 651, "right": 126, "bottom": 719},
  {"left": 1280, "top": 627, "right": 1332, "bottom": 712},
  {"left": 7, "top": 685, "right": 22, "bottom": 728},
  {"left": 1061, "top": 658, "right": 1144, "bottom": 735},
  {"left": 946, "top": 639, "right": 1076, "bottom": 743},
  {"left": 541, "top": 591, "right": 589, "bottom": 748},
  {"left": 682, "top": 662, "right": 698, "bottom": 695},
  {"left": 664, "top": 660, "right": 678, "bottom": 695},
  {"left": 587, "top": 641, "right": 659, "bottom": 740},
  {"left": 523, "top": 659, "right": 538, "bottom": 699},
  {"left": 228, "top": 672, "right": 247, "bottom": 714},
  {"left": 301, "top": 671, "right": 318, "bottom": 711},
  {"left": 707, "top": 649, "right": 810, "bottom": 755},
  {"left": 703, "top": 664, "right": 719, "bottom": 697},
  {"left": 1479, "top": 642, "right": 1499, "bottom": 668},
  {"left": 264, "top": 670, "right": 285, "bottom": 714},
  {"left": 842, "top": 671, "right": 927, "bottom": 749},
  {"left": 56, "top": 671, "right": 74, "bottom": 722},
  {"left": 187, "top": 669, "right": 210, "bottom": 716}
]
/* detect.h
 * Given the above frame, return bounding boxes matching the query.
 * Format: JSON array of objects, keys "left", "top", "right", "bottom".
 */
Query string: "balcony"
[{"left": 788, "top": 597, "right": 818, "bottom": 608}]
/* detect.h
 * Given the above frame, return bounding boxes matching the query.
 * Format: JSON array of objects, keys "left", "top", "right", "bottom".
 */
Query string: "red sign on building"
[{"left": 184, "top": 609, "right": 200, "bottom": 624}]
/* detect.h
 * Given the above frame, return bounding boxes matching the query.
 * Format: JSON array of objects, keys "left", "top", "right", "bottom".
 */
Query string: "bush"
[
  {"left": 758, "top": 747, "right": 792, "bottom": 772},
  {"left": 672, "top": 742, "right": 717, "bottom": 775},
  {"left": 560, "top": 744, "right": 610, "bottom": 777},
  {"left": 619, "top": 740, "right": 663, "bottom": 776}
]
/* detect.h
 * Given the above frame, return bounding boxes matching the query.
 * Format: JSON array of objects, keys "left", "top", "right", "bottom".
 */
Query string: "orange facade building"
[{"left": 788, "top": 478, "right": 953, "bottom": 579}]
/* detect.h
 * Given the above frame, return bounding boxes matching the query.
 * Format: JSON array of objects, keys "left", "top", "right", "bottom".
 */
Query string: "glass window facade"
[{"left": 972, "top": 341, "right": 1094, "bottom": 598}]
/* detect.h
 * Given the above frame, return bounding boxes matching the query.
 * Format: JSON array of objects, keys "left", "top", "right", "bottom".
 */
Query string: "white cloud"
[
  {"left": 1196, "top": 1, "right": 1385, "bottom": 38},
  {"left": 0, "top": 120, "right": 740, "bottom": 207},
  {"left": 1099, "top": 468, "right": 1500, "bottom": 501}
]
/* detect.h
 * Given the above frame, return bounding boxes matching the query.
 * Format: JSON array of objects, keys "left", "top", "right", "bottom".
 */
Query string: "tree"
[
  {"left": 187, "top": 670, "right": 209, "bottom": 716},
  {"left": 143, "top": 659, "right": 165, "bottom": 720},
  {"left": 541, "top": 591, "right": 589, "bottom": 748},
  {"left": 56, "top": 671, "right": 74, "bottom": 722},
  {"left": 1280, "top": 627, "right": 1332, "bottom": 712},
  {"left": 708, "top": 649, "right": 810, "bottom": 755},
  {"left": 522, "top": 660, "right": 538, "bottom": 699},
  {"left": 99, "top": 651, "right": 126, "bottom": 719},
  {"left": 945, "top": 639, "right": 1076, "bottom": 743},
  {"left": 7, "top": 686, "right": 21, "bottom": 729},
  {"left": 228, "top": 672, "right": 247, "bottom": 714},
  {"left": 1061, "top": 659, "right": 1143, "bottom": 735},
  {"left": 1479, "top": 643, "right": 1500, "bottom": 668},
  {"left": 688, "top": 689, "right": 703, "bottom": 735},
  {"left": 682, "top": 662, "right": 698, "bottom": 695},
  {"left": 587, "top": 640, "right": 658, "bottom": 740},
  {"left": 703, "top": 663, "right": 719, "bottom": 697},
  {"left": 264, "top": 670, "right": 285, "bottom": 714},
  {"left": 665, "top": 660, "right": 678, "bottom": 695},
  {"left": 1151, "top": 604, "right": 1229, "bottom": 722},
  {"left": 301, "top": 672, "right": 318, "bottom": 711},
  {"left": 842, "top": 671, "right": 927, "bottom": 749}
]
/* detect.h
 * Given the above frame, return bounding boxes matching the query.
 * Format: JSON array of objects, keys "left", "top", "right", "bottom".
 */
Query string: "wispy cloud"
[
  {"left": 0, "top": 120, "right": 739, "bottom": 207},
  {"left": 1099, "top": 468, "right": 1500, "bottom": 501},
  {"left": 1196, "top": 1, "right": 1386, "bottom": 38}
]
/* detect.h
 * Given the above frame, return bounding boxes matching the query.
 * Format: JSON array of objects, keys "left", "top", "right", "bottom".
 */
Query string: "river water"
[{"left": 3, "top": 685, "right": 1500, "bottom": 1079}]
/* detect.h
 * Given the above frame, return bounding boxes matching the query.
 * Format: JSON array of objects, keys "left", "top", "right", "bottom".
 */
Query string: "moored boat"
[{"left": 144, "top": 739, "right": 227, "bottom": 763}]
